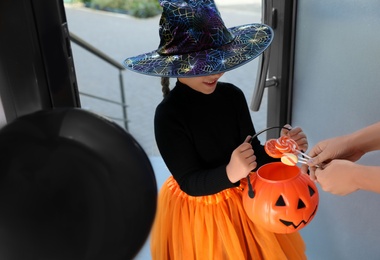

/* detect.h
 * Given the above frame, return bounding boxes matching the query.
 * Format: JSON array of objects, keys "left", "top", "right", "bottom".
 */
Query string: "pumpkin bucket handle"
[
  {"left": 247, "top": 174, "right": 255, "bottom": 198},
  {"left": 247, "top": 126, "right": 291, "bottom": 199},
  {"left": 249, "top": 126, "right": 291, "bottom": 145}
]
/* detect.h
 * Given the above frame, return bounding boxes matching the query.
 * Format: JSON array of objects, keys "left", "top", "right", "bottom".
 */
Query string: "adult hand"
[
  {"left": 226, "top": 136, "right": 257, "bottom": 183},
  {"left": 302, "top": 135, "right": 365, "bottom": 180},
  {"left": 313, "top": 159, "right": 360, "bottom": 196}
]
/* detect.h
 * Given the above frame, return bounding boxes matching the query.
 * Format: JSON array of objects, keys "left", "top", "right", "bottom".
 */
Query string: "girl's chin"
[{"left": 201, "top": 87, "right": 216, "bottom": 94}]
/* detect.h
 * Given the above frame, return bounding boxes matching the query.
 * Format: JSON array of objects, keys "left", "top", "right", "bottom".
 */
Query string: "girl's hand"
[
  {"left": 226, "top": 136, "right": 257, "bottom": 183},
  {"left": 281, "top": 124, "right": 308, "bottom": 152}
]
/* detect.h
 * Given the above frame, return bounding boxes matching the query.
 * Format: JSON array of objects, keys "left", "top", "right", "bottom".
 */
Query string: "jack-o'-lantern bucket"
[{"left": 243, "top": 162, "right": 319, "bottom": 234}]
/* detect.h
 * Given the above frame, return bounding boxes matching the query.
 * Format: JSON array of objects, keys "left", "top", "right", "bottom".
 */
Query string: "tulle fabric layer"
[{"left": 150, "top": 176, "right": 306, "bottom": 260}]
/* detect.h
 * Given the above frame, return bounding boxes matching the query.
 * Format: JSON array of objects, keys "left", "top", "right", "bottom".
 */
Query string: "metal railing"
[{"left": 69, "top": 31, "right": 128, "bottom": 130}]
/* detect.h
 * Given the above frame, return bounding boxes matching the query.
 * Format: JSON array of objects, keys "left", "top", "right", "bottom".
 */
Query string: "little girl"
[{"left": 124, "top": 0, "right": 308, "bottom": 259}]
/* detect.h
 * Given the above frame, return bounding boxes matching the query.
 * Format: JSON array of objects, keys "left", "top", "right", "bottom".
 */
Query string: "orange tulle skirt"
[{"left": 150, "top": 176, "right": 306, "bottom": 260}]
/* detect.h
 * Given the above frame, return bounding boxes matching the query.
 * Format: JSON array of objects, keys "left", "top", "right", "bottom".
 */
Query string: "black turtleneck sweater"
[{"left": 154, "top": 80, "right": 277, "bottom": 196}]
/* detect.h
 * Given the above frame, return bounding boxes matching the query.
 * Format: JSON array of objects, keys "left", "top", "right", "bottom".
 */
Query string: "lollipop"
[
  {"left": 264, "top": 135, "right": 303, "bottom": 166},
  {"left": 265, "top": 136, "right": 299, "bottom": 158},
  {"left": 250, "top": 126, "right": 304, "bottom": 166},
  {"left": 281, "top": 153, "right": 298, "bottom": 166},
  {"left": 264, "top": 139, "right": 283, "bottom": 158},
  {"left": 275, "top": 136, "right": 299, "bottom": 153}
]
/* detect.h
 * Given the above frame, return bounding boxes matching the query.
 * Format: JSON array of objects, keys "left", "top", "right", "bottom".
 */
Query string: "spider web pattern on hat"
[{"left": 123, "top": 0, "right": 273, "bottom": 78}]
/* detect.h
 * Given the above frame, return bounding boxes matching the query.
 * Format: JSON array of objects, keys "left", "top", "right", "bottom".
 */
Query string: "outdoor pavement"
[{"left": 64, "top": 1, "right": 267, "bottom": 259}]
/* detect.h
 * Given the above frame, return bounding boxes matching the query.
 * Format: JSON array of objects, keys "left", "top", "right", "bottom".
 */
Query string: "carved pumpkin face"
[{"left": 243, "top": 162, "right": 319, "bottom": 234}]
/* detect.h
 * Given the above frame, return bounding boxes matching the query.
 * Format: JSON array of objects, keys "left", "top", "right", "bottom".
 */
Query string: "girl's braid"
[{"left": 161, "top": 77, "right": 170, "bottom": 98}]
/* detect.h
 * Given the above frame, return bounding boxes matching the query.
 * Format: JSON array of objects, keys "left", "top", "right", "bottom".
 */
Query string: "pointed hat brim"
[{"left": 123, "top": 24, "right": 273, "bottom": 78}]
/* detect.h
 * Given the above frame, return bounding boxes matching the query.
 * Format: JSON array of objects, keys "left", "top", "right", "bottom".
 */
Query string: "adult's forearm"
[
  {"left": 348, "top": 122, "right": 380, "bottom": 153},
  {"left": 355, "top": 165, "right": 380, "bottom": 194}
]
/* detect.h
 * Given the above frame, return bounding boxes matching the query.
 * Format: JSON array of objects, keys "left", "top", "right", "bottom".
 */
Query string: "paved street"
[{"left": 64, "top": 2, "right": 266, "bottom": 258}]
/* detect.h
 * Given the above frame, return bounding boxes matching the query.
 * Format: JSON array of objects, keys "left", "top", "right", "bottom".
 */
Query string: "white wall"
[{"left": 292, "top": 1, "right": 380, "bottom": 259}]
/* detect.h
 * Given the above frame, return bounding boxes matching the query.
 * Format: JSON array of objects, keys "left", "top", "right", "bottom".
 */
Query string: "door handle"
[
  {"left": 250, "top": 1, "right": 278, "bottom": 111},
  {"left": 250, "top": 50, "right": 278, "bottom": 111}
]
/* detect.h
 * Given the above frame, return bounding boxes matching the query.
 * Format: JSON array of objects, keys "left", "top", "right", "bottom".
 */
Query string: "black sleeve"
[{"left": 154, "top": 104, "right": 236, "bottom": 197}]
